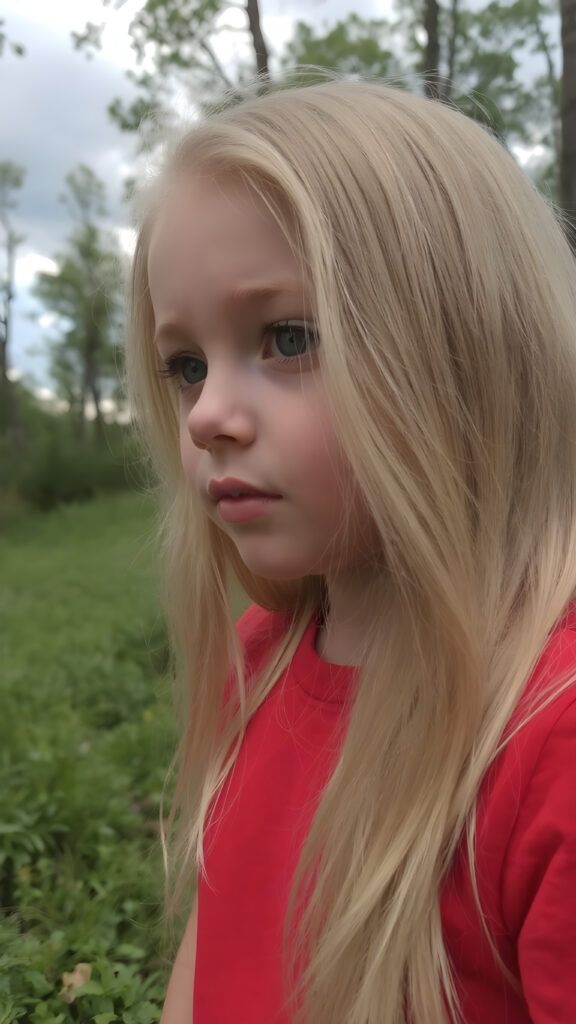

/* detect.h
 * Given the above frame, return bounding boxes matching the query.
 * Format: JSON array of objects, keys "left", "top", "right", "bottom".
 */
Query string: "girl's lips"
[
  {"left": 217, "top": 495, "right": 282, "bottom": 523},
  {"left": 208, "top": 477, "right": 281, "bottom": 502}
]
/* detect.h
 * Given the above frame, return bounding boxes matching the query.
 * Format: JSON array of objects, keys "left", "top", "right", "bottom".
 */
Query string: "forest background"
[{"left": 1, "top": 0, "right": 575, "bottom": 1019}]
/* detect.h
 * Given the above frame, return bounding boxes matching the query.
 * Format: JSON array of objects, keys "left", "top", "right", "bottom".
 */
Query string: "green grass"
[
  {"left": 0, "top": 493, "right": 177, "bottom": 1023},
  {"left": 1, "top": 491, "right": 162, "bottom": 671}
]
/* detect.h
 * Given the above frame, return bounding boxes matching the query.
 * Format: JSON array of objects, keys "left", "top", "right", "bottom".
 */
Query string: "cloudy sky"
[{"left": 0, "top": 0, "right": 558, "bottom": 389}]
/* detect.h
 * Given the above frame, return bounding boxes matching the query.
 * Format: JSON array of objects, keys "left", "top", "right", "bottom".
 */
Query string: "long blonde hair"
[{"left": 125, "top": 74, "right": 576, "bottom": 1024}]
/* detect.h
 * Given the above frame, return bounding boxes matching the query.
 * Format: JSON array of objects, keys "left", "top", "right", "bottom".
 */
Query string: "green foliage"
[
  {"left": 0, "top": 915, "right": 166, "bottom": 1021},
  {"left": 283, "top": 1, "right": 560, "bottom": 164},
  {"left": 33, "top": 232, "right": 120, "bottom": 400},
  {"left": 61, "top": 165, "right": 108, "bottom": 223},
  {"left": 0, "top": 161, "right": 27, "bottom": 441},
  {"left": 77, "top": 0, "right": 236, "bottom": 136},
  {"left": 16, "top": 434, "right": 132, "bottom": 511},
  {"left": 0, "top": 494, "right": 176, "bottom": 1021},
  {"left": 0, "top": 162, "right": 26, "bottom": 211},
  {"left": 73, "top": 0, "right": 563, "bottom": 199},
  {"left": 32, "top": 165, "right": 124, "bottom": 439},
  {"left": 396, "top": 0, "right": 560, "bottom": 155},
  {"left": 0, "top": 382, "right": 148, "bottom": 516},
  {"left": 107, "top": 93, "right": 162, "bottom": 136},
  {"left": 281, "top": 15, "right": 406, "bottom": 82},
  {"left": 70, "top": 20, "right": 105, "bottom": 59},
  {"left": 129, "top": 0, "right": 224, "bottom": 69}
]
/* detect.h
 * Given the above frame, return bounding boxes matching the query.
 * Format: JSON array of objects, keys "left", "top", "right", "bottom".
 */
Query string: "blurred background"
[{"left": 1, "top": 0, "right": 574, "bottom": 1019}]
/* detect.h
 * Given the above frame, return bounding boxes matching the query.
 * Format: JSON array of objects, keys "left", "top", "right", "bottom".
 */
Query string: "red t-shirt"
[{"left": 193, "top": 602, "right": 576, "bottom": 1023}]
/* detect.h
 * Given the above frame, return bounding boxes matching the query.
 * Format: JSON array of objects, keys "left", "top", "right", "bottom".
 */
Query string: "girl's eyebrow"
[
  {"left": 154, "top": 322, "right": 196, "bottom": 351},
  {"left": 153, "top": 279, "right": 308, "bottom": 350},
  {"left": 225, "top": 279, "right": 304, "bottom": 304}
]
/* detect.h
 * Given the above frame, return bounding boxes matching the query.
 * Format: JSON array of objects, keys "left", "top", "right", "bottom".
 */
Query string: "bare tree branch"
[{"left": 198, "top": 37, "right": 238, "bottom": 91}]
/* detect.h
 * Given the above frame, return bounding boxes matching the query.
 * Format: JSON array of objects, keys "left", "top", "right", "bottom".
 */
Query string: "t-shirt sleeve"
[{"left": 501, "top": 694, "right": 576, "bottom": 1022}]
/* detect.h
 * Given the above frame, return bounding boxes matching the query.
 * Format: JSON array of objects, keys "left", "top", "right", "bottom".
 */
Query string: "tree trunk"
[
  {"left": 0, "top": 228, "right": 26, "bottom": 451},
  {"left": 0, "top": 305, "right": 9, "bottom": 435},
  {"left": 245, "top": 0, "right": 270, "bottom": 90},
  {"left": 85, "top": 329, "right": 105, "bottom": 444},
  {"left": 78, "top": 375, "right": 88, "bottom": 444},
  {"left": 443, "top": 0, "right": 460, "bottom": 101},
  {"left": 561, "top": 0, "right": 576, "bottom": 248},
  {"left": 423, "top": 0, "right": 441, "bottom": 99},
  {"left": 90, "top": 379, "right": 105, "bottom": 444},
  {"left": 535, "top": 13, "right": 561, "bottom": 180}
]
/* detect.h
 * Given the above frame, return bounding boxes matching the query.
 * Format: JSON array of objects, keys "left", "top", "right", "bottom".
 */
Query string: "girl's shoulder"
[
  {"left": 482, "top": 602, "right": 576, "bottom": 849},
  {"left": 491, "top": 608, "right": 576, "bottom": 983},
  {"left": 506, "top": 601, "right": 576, "bottom": 746}
]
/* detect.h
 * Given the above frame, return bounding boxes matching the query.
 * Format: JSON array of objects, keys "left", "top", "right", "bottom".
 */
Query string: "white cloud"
[
  {"left": 15, "top": 253, "right": 59, "bottom": 288},
  {"left": 512, "top": 144, "right": 549, "bottom": 169},
  {"left": 34, "top": 386, "right": 68, "bottom": 413},
  {"left": 38, "top": 312, "right": 60, "bottom": 330},
  {"left": 3, "top": 0, "right": 141, "bottom": 71},
  {"left": 212, "top": 11, "right": 294, "bottom": 71},
  {"left": 115, "top": 226, "right": 136, "bottom": 257},
  {"left": 86, "top": 397, "right": 130, "bottom": 423},
  {"left": 34, "top": 386, "right": 55, "bottom": 401}
]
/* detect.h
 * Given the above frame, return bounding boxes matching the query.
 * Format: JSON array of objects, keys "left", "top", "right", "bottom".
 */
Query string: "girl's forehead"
[
  {"left": 147, "top": 175, "right": 302, "bottom": 291},
  {"left": 152, "top": 173, "right": 278, "bottom": 239},
  {"left": 146, "top": 174, "right": 309, "bottom": 318}
]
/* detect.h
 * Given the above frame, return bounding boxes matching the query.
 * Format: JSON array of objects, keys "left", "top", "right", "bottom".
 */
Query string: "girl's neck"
[{"left": 315, "top": 568, "right": 383, "bottom": 667}]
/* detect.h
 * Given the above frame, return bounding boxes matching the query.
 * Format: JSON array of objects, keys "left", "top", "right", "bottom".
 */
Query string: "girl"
[{"left": 125, "top": 74, "right": 576, "bottom": 1024}]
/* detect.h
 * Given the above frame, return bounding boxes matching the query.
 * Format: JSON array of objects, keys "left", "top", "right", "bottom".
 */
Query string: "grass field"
[{"left": 0, "top": 492, "right": 193, "bottom": 1022}]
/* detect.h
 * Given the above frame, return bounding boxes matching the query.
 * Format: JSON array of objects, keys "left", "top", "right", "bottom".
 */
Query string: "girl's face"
[{"left": 147, "top": 173, "right": 376, "bottom": 581}]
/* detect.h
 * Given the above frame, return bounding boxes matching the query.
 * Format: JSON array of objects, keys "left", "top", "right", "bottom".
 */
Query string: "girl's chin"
[{"left": 232, "top": 548, "right": 330, "bottom": 582}]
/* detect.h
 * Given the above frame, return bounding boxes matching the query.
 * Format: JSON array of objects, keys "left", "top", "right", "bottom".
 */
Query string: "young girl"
[{"left": 125, "top": 75, "right": 576, "bottom": 1024}]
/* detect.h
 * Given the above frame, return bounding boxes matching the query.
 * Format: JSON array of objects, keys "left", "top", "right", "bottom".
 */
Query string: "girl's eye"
[
  {"left": 267, "top": 320, "right": 319, "bottom": 362},
  {"left": 158, "top": 355, "right": 207, "bottom": 388},
  {"left": 157, "top": 320, "right": 318, "bottom": 390}
]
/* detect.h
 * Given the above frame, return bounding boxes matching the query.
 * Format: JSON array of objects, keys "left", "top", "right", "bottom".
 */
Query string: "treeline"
[
  {"left": 1, "top": 0, "right": 575, "bottom": 517},
  {"left": 0, "top": 159, "right": 134, "bottom": 517}
]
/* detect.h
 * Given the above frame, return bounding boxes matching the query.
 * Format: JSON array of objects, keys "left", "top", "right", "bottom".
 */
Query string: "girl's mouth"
[{"left": 217, "top": 495, "right": 282, "bottom": 523}]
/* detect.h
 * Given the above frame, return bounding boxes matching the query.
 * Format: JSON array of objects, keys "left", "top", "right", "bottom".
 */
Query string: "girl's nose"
[{"left": 186, "top": 371, "right": 257, "bottom": 451}]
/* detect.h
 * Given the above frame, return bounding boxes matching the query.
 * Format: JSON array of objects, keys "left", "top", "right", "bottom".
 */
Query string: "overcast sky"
[{"left": 0, "top": 0, "right": 559, "bottom": 389}]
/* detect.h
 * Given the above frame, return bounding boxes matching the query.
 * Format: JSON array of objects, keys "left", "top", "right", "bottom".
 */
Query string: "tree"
[
  {"left": 33, "top": 166, "right": 123, "bottom": 445},
  {"left": 400, "top": 0, "right": 561, "bottom": 177},
  {"left": 73, "top": 0, "right": 564, "bottom": 201},
  {"left": 560, "top": 0, "right": 576, "bottom": 244},
  {"left": 393, "top": 0, "right": 559, "bottom": 151},
  {"left": 281, "top": 15, "right": 406, "bottom": 83},
  {"left": 0, "top": 161, "right": 26, "bottom": 447},
  {"left": 73, "top": 0, "right": 270, "bottom": 141},
  {"left": 284, "top": 2, "right": 561, "bottom": 184}
]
